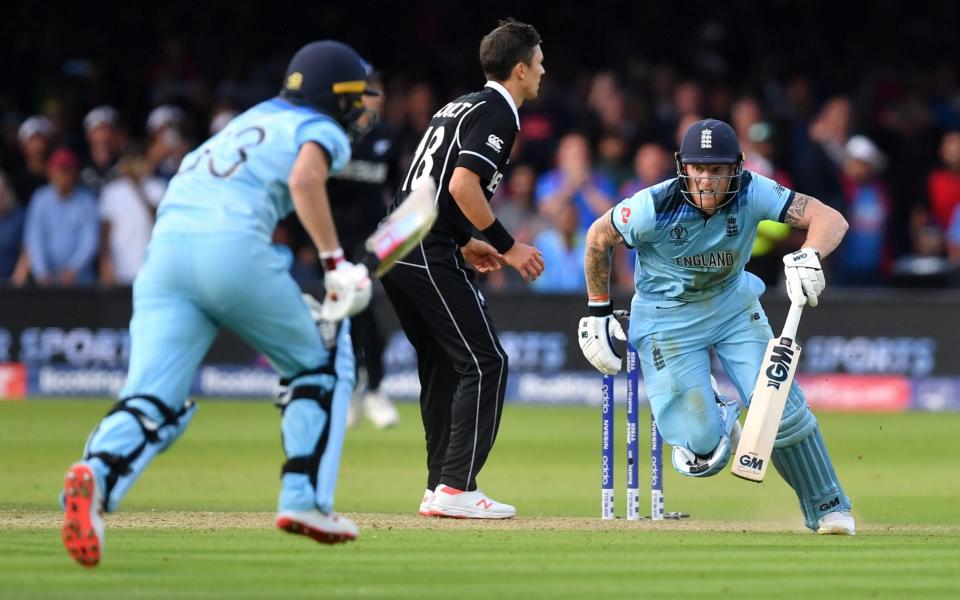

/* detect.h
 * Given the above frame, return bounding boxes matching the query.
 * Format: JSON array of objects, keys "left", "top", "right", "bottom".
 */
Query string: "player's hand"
[
  {"left": 461, "top": 238, "right": 503, "bottom": 273},
  {"left": 502, "top": 242, "right": 544, "bottom": 282},
  {"left": 321, "top": 261, "right": 372, "bottom": 321},
  {"left": 302, "top": 293, "right": 342, "bottom": 350},
  {"left": 578, "top": 314, "right": 626, "bottom": 375},
  {"left": 783, "top": 247, "right": 825, "bottom": 307}
]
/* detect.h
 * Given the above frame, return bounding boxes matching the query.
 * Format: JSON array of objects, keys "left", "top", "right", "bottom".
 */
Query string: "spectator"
[
  {"left": 493, "top": 164, "right": 546, "bottom": 243},
  {"left": 489, "top": 164, "right": 547, "bottom": 290},
  {"left": 947, "top": 205, "right": 960, "bottom": 262},
  {"left": 532, "top": 201, "right": 585, "bottom": 292},
  {"left": 535, "top": 132, "right": 615, "bottom": 232},
  {"left": 797, "top": 96, "right": 852, "bottom": 212},
  {"left": 99, "top": 145, "right": 166, "bottom": 285},
  {"left": 80, "top": 106, "right": 123, "bottom": 194},
  {"left": 209, "top": 106, "right": 238, "bottom": 136},
  {"left": 145, "top": 105, "right": 189, "bottom": 180},
  {"left": 620, "top": 143, "right": 672, "bottom": 198},
  {"left": 23, "top": 148, "right": 99, "bottom": 286},
  {"left": 595, "top": 133, "right": 632, "bottom": 190},
  {"left": 12, "top": 116, "right": 54, "bottom": 202},
  {"left": 743, "top": 121, "right": 795, "bottom": 187},
  {"left": 926, "top": 131, "right": 960, "bottom": 232},
  {"left": 0, "top": 170, "right": 25, "bottom": 283},
  {"left": 834, "top": 135, "right": 891, "bottom": 286}
]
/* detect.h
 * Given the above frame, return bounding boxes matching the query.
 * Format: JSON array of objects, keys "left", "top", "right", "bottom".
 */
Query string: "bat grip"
[{"left": 781, "top": 302, "right": 804, "bottom": 340}]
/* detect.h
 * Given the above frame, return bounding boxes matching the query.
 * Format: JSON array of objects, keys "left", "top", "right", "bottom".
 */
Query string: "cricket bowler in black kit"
[
  {"left": 381, "top": 18, "right": 546, "bottom": 519},
  {"left": 328, "top": 80, "right": 402, "bottom": 430}
]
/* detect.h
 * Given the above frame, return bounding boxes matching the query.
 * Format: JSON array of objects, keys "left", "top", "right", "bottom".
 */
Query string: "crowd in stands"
[{"left": 3, "top": 35, "right": 960, "bottom": 293}]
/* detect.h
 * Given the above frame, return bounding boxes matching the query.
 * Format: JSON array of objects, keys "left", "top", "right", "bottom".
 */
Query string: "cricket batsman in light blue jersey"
[
  {"left": 578, "top": 119, "right": 856, "bottom": 535},
  {"left": 61, "top": 41, "right": 383, "bottom": 567}
]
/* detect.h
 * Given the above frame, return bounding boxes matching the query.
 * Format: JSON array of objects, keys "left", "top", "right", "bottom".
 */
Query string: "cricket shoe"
[
  {"left": 418, "top": 488, "right": 435, "bottom": 516},
  {"left": 61, "top": 462, "right": 105, "bottom": 568},
  {"left": 428, "top": 484, "right": 516, "bottom": 519},
  {"left": 346, "top": 389, "right": 362, "bottom": 429},
  {"left": 817, "top": 511, "right": 856, "bottom": 535},
  {"left": 276, "top": 509, "right": 358, "bottom": 544},
  {"left": 363, "top": 390, "right": 400, "bottom": 429}
]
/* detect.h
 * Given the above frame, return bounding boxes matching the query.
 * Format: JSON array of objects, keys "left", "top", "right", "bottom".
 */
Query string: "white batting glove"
[
  {"left": 321, "top": 261, "right": 372, "bottom": 321},
  {"left": 301, "top": 293, "right": 341, "bottom": 349},
  {"left": 578, "top": 314, "right": 626, "bottom": 375},
  {"left": 783, "top": 247, "right": 825, "bottom": 307}
]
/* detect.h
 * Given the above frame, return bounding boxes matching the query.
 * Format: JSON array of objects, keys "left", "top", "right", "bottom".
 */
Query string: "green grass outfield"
[{"left": 1, "top": 399, "right": 958, "bottom": 599}]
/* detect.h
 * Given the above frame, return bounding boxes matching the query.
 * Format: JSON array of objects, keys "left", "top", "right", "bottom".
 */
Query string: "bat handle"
[{"left": 782, "top": 302, "right": 804, "bottom": 340}]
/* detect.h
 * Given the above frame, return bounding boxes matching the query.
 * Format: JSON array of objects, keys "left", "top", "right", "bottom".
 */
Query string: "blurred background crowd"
[{"left": 3, "top": 1, "right": 960, "bottom": 292}]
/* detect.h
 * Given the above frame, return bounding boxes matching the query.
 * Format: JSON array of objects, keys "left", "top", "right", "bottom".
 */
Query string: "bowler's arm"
[
  {"left": 584, "top": 208, "right": 626, "bottom": 304},
  {"left": 784, "top": 193, "right": 849, "bottom": 258}
]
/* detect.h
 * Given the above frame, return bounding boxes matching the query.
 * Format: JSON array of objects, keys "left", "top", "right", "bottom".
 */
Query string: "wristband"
[
  {"left": 481, "top": 219, "right": 516, "bottom": 254},
  {"left": 588, "top": 301, "right": 613, "bottom": 317},
  {"left": 319, "top": 247, "right": 345, "bottom": 271}
]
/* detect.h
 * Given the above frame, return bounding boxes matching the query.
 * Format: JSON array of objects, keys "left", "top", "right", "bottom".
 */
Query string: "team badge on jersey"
[
  {"left": 486, "top": 134, "right": 504, "bottom": 152},
  {"left": 726, "top": 215, "right": 739, "bottom": 237}
]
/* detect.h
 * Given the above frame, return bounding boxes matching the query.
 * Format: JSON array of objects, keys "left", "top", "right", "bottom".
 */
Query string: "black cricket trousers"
[{"left": 381, "top": 233, "right": 508, "bottom": 492}]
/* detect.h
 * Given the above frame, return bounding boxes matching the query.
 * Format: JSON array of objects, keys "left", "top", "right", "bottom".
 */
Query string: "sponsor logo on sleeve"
[
  {"left": 486, "top": 134, "right": 504, "bottom": 152},
  {"left": 620, "top": 206, "right": 632, "bottom": 224}
]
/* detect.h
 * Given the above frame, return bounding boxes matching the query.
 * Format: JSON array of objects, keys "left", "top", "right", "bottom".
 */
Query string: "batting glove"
[
  {"left": 321, "top": 261, "right": 372, "bottom": 322},
  {"left": 783, "top": 247, "right": 825, "bottom": 307},
  {"left": 578, "top": 313, "right": 626, "bottom": 375}
]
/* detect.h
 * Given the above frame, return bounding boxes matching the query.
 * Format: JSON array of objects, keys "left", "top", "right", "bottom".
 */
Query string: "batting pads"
[
  {"left": 81, "top": 395, "right": 197, "bottom": 512},
  {"left": 276, "top": 318, "right": 355, "bottom": 514},
  {"left": 772, "top": 385, "right": 852, "bottom": 530}
]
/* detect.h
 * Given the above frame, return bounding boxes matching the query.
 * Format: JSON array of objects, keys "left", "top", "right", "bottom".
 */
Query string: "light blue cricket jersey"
[
  {"left": 152, "top": 98, "right": 351, "bottom": 242},
  {"left": 612, "top": 171, "right": 794, "bottom": 303}
]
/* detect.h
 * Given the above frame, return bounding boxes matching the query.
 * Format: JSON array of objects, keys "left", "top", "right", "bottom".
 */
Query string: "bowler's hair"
[{"left": 479, "top": 18, "right": 541, "bottom": 82}]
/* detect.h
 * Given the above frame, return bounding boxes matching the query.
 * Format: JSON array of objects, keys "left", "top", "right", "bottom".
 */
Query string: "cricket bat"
[
  {"left": 730, "top": 302, "right": 805, "bottom": 482},
  {"left": 364, "top": 176, "right": 438, "bottom": 278}
]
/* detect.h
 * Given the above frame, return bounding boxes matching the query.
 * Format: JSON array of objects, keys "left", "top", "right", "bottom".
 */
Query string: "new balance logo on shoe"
[{"left": 476, "top": 499, "right": 493, "bottom": 510}]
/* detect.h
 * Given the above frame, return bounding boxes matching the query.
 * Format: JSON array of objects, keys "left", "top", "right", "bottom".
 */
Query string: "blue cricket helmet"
[
  {"left": 280, "top": 40, "right": 378, "bottom": 125},
  {"left": 675, "top": 118, "right": 745, "bottom": 209}
]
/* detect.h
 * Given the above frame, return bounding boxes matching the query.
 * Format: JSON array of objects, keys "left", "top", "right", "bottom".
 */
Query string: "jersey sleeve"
[
  {"left": 746, "top": 171, "right": 796, "bottom": 223},
  {"left": 296, "top": 118, "right": 352, "bottom": 175},
  {"left": 611, "top": 189, "right": 657, "bottom": 248},
  {"left": 455, "top": 105, "right": 516, "bottom": 180}
]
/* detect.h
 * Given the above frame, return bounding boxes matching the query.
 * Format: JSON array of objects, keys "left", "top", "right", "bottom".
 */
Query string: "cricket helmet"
[
  {"left": 280, "top": 40, "right": 378, "bottom": 126},
  {"left": 675, "top": 118, "right": 745, "bottom": 210}
]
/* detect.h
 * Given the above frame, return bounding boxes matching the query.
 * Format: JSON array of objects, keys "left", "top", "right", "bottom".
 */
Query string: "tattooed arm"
[
  {"left": 784, "top": 193, "right": 848, "bottom": 258},
  {"left": 584, "top": 208, "right": 627, "bottom": 304}
]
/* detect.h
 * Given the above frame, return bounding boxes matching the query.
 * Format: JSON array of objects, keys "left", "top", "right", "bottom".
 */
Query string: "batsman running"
[
  {"left": 578, "top": 118, "right": 855, "bottom": 534},
  {"left": 59, "top": 41, "right": 437, "bottom": 567}
]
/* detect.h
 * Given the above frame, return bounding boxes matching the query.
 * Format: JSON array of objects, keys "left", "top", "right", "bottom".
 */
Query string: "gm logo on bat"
[
  {"left": 765, "top": 337, "right": 796, "bottom": 390},
  {"left": 738, "top": 454, "right": 764, "bottom": 471}
]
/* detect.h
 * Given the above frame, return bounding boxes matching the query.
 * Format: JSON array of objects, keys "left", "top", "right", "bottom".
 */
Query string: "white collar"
[{"left": 484, "top": 81, "right": 520, "bottom": 129}]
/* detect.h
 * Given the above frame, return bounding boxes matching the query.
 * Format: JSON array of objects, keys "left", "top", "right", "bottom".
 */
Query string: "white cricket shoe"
[
  {"left": 817, "top": 511, "right": 856, "bottom": 535},
  {"left": 418, "top": 488, "right": 435, "bottom": 516},
  {"left": 428, "top": 484, "right": 516, "bottom": 519},
  {"left": 276, "top": 509, "right": 358, "bottom": 544},
  {"left": 61, "top": 462, "right": 105, "bottom": 567},
  {"left": 346, "top": 389, "right": 362, "bottom": 429},
  {"left": 363, "top": 390, "right": 400, "bottom": 429}
]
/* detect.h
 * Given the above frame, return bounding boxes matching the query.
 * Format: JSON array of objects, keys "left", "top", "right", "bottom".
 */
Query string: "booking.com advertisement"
[{"left": 1, "top": 288, "right": 958, "bottom": 411}]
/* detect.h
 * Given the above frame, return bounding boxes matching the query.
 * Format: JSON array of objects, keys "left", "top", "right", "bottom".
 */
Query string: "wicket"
[{"left": 601, "top": 320, "right": 689, "bottom": 521}]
